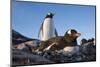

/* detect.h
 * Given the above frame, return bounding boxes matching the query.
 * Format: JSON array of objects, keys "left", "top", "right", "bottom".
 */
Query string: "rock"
[
  {"left": 12, "top": 29, "right": 33, "bottom": 45},
  {"left": 80, "top": 38, "right": 96, "bottom": 61},
  {"left": 80, "top": 38, "right": 96, "bottom": 55},
  {"left": 12, "top": 30, "right": 96, "bottom": 65},
  {"left": 12, "top": 30, "right": 41, "bottom": 53},
  {"left": 12, "top": 49, "right": 54, "bottom": 66},
  {"left": 62, "top": 46, "right": 79, "bottom": 56}
]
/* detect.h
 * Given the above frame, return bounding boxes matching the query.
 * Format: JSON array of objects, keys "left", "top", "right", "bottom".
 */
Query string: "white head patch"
[
  {"left": 48, "top": 12, "right": 51, "bottom": 15},
  {"left": 67, "top": 30, "right": 71, "bottom": 35}
]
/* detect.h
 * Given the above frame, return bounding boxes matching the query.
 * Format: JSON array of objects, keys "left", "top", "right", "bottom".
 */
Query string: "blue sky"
[{"left": 12, "top": 0, "right": 96, "bottom": 44}]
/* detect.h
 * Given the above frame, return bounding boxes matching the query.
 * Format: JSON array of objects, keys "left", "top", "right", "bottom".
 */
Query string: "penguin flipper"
[
  {"left": 55, "top": 29, "right": 58, "bottom": 37},
  {"left": 38, "top": 23, "right": 43, "bottom": 38}
]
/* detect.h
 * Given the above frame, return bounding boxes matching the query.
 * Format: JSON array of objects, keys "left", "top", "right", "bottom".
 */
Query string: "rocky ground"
[{"left": 11, "top": 30, "right": 96, "bottom": 66}]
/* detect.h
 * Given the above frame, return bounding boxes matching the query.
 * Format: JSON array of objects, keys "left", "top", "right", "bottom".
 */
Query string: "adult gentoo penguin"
[
  {"left": 37, "top": 29, "right": 81, "bottom": 51},
  {"left": 38, "top": 12, "right": 58, "bottom": 41}
]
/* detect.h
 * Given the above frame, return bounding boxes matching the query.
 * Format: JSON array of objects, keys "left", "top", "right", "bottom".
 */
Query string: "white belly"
[{"left": 41, "top": 18, "right": 55, "bottom": 41}]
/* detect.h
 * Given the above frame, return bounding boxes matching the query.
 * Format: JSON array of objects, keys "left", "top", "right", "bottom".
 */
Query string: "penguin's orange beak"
[{"left": 74, "top": 33, "right": 81, "bottom": 37}]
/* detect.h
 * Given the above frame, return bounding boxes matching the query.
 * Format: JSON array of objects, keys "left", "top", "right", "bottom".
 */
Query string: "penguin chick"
[{"left": 37, "top": 29, "right": 81, "bottom": 51}]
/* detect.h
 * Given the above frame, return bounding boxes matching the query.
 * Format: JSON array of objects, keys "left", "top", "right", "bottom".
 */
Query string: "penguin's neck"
[{"left": 45, "top": 15, "right": 53, "bottom": 18}]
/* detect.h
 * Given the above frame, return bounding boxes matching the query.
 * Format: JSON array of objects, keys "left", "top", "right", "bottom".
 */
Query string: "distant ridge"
[{"left": 12, "top": 29, "right": 34, "bottom": 45}]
